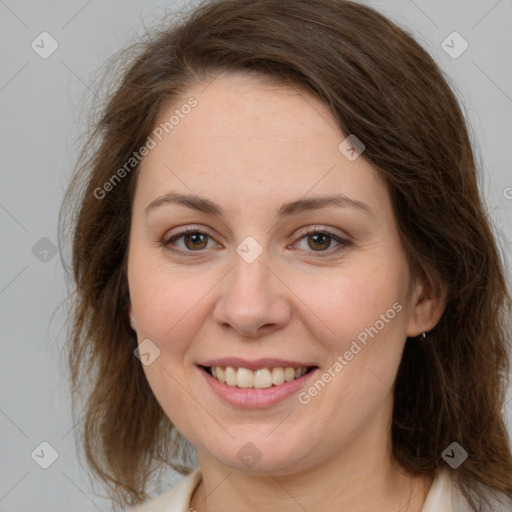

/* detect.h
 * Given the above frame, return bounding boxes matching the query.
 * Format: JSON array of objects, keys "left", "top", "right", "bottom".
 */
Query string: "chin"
[{"left": 197, "top": 433, "right": 316, "bottom": 475}]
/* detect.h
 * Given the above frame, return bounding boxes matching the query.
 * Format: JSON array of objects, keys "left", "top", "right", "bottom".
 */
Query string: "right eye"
[{"left": 162, "top": 227, "right": 220, "bottom": 254}]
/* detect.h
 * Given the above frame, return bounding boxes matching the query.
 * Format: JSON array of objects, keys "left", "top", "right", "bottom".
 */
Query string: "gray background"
[{"left": 1, "top": 0, "right": 511, "bottom": 510}]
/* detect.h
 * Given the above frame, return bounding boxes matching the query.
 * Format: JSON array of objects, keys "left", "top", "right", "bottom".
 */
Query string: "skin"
[{"left": 127, "top": 72, "right": 446, "bottom": 512}]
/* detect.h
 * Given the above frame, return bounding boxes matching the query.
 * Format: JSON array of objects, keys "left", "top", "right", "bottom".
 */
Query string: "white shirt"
[{"left": 130, "top": 467, "right": 512, "bottom": 511}]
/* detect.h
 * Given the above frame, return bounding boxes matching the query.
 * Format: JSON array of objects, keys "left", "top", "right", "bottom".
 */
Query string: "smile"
[
  {"left": 202, "top": 365, "right": 315, "bottom": 389},
  {"left": 198, "top": 363, "right": 320, "bottom": 408}
]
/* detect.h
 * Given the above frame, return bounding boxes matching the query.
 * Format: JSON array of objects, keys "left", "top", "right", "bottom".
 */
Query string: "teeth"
[
  {"left": 216, "top": 366, "right": 225, "bottom": 382},
  {"left": 225, "top": 366, "right": 237, "bottom": 386},
  {"left": 237, "top": 367, "right": 256, "bottom": 388},
  {"left": 208, "top": 366, "right": 310, "bottom": 388},
  {"left": 272, "top": 367, "right": 285, "bottom": 386}
]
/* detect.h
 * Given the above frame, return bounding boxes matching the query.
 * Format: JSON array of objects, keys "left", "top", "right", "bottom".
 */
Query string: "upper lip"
[{"left": 198, "top": 357, "right": 317, "bottom": 370}]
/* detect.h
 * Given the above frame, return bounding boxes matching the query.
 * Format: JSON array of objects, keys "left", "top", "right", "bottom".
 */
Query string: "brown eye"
[
  {"left": 306, "top": 233, "right": 332, "bottom": 251},
  {"left": 182, "top": 231, "right": 208, "bottom": 250},
  {"left": 163, "top": 228, "right": 216, "bottom": 253},
  {"left": 294, "top": 228, "right": 352, "bottom": 257}
]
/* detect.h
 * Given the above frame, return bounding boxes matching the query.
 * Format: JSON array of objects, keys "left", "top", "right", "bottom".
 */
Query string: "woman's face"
[{"left": 127, "top": 72, "right": 433, "bottom": 475}]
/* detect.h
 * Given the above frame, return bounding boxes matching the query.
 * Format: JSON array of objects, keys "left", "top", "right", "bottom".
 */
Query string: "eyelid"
[
  {"left": 295, "top": 225, "right": 351, "bottom": 241},
  {"left": 164, "top": 224, "right": 211, "bottom": 237}
]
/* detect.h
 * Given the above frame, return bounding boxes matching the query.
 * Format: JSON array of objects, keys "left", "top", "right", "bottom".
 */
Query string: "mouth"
[
  {"left": 198, "top": 364, "right": 318, "bottom": 389},
  {"left": 196, "top": 357, "right": 320, "bottom": 408}
]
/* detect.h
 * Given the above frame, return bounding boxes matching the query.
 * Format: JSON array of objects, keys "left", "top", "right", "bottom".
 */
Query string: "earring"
[
  {"left": 421, "top": 332, "right": 427, "bottom": 339},
  {"left": 130, "top": 316, "right": 136, "bottom": 328}
]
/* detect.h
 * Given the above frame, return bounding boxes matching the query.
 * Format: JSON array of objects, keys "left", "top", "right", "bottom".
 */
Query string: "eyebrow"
[{"left": 144, "top": 192, "right": 375, "bottom": 219}]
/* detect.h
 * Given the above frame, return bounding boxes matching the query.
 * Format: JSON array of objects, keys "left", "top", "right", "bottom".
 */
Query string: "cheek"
[
  {"left": 291, "top": 262, "right": 409, "bottom": 419},
  {"left": 292, "top": 269, "right": 407, "bottom": 436},
  {"left": 128, "top": 251, "right": 215, "bottom": 343},
  {"left": 127, "top": 252, "right": 213, "bottom": 422},
  {"left": 300, "top": 262, "right": 408, "bottom": 399},
  {"left": 292, "top": 260, "right": 407, "bottom": 353}
]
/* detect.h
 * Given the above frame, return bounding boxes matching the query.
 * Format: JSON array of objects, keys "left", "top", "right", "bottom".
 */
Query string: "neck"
[{"left": 191, "top": 460, "right": 431, "bottom": 512}]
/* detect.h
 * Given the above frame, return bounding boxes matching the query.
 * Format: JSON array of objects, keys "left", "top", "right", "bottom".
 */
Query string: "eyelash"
[{"left": 161, "top": 226, "right": 352, "bottom": 258}]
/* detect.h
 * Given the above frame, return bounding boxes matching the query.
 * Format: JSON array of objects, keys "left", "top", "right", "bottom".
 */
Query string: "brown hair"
[{"left": 59, "top": 0, "right": 512, "bottom": 509}]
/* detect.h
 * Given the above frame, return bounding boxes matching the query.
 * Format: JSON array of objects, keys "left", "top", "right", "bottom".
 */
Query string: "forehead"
[
  {"left": 155, "top": 72, "right": 340, "bottom": 156},
  {"left": 134, "top": 72, "right": 387, "bottom": 216}
]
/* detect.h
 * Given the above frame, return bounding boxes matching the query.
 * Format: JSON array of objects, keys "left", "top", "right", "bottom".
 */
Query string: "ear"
[{"left": 405, "top": 275, "right": 447, "bottom": 337}]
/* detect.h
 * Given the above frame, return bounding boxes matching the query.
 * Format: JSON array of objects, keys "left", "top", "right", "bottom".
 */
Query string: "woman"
[{"left": 59, "top": 0, "right": 512, "bottom": 510}]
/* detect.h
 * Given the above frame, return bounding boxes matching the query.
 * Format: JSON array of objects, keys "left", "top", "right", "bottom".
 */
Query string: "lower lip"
[{"left": 198, "top": 366, "right": 319, "bottom": 409}]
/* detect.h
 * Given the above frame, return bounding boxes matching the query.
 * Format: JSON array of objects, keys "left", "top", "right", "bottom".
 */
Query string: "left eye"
[{"left": 294, "top": 228, "right": 350, "bottom": 255}]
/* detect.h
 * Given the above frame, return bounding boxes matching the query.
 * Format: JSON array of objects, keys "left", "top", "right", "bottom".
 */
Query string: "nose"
[{"left": 212, "top": 249, "right": 292, "bottom": 338}]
